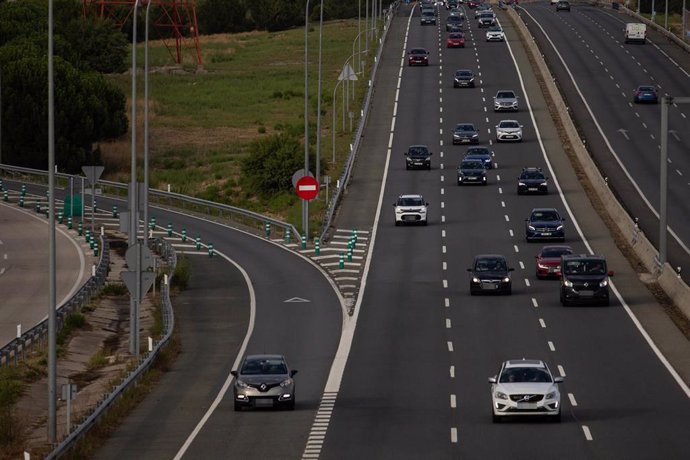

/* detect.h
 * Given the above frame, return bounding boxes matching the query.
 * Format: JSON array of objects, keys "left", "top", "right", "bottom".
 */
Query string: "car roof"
[
  {"left": 562, "top": 254, "right": 606, "bottom": 261},
  {"left": 496, "top": 90, "right": 516, "bottom": 95},
  {"left": 456, "top": 123, "right": 476, "bottom": 128},
  {"left": 531, "top": 207, "right": 558, "bottom": 212},
  {"left": 504, "top": 359, "right": 545, "bottom": 368},
  {"left": 637, "top": 85, "right": 655, "bottom": 90},
  {"left": 399, "top": 193, "right": 424, "bottom": 199},
  {"left": 408, "top": 144, "right": 429, "bottom": 149},
  {"left": 540, "top": 245, "right": 573, "bottom": 251},
  {"left": 244, "top": 354, "right": 286, "bottom": 361},
  {"left": 409, "top": 48, "right": 428, "bottom": 53},
  {"left": 474, "top": 254, "right": 507, "bottom": 260},
  {"left": 498, "top": 119, "right": 519, "bottom": 124}
]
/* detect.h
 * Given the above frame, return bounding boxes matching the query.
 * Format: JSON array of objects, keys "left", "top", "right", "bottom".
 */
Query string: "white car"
[
  {"left": 489, "top": 359, "right": 563, "bottom": 422},
  {"left": 394, "top": 194, "right": 428, "bottom": 226},
  {"left": 486, "top": 26, "right": 505, "bottom": 42},
  {"left": 495, "top": 119, "right": 523, "bottom": 142}
]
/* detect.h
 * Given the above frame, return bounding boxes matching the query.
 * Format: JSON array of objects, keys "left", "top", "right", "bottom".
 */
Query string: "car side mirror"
[
  {"left": 426, "top": 202, "right": 430, "bottom": 206},
  {"left": 290, "top": 370, "right": 298, "bottom": 377},
  {"left": 525, "top": 218, "right": 529, "bottom": 221},
  {"left": 554, "top": 377, "right": 564, "bottom": 383},
  {"left": 520, "top": 125, "right": 524, "bottom": 128},
  {"left": 562, "top": 217, "right": 567, "bottom": 221},
  {"left": 488, "top": 376, "right": 497, "bottom": 384},
  {"left": 404, "top": 151, "right": 409, "bottom": 156},
  {"left": 608, "top": 270, "right": 614, "bottom": 277},
  {"left": 231, "top": 370, "right": 238, "bottom": 377},
  {"left": 495, "top": 125, "right": 499, "bottom": 129}
]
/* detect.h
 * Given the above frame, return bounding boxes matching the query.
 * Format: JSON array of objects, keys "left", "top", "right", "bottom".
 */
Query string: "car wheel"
[
  {"left": 234, "top": 401, "right": 243, "bottom": 411},
  {"left": 560, "top": 292, "right": 569, "bottom": 306},
  {"left": 284, "top": 399, "right": 296, "bottom": 411},
  {"left": 550, "top": 411, "right": 561, "bottom": 423},
  {"left": 601, "top": 297, "right": 610, "bottom": 307},
  {"left": 427, "top": 164, "right": 431, "bottom": 170},
  {"left": 517, "top": 189, "right": 522, "bottom": 195},
  {"left": 406, "top": 164, "right": 410, "bottom": 170},
  {"left": 492, "top": 411, "right": 501, "bottom": 423},
  {"left": 395, "top": 220, "right": 400, "bottom": 227},
  {"left": 422, "top": 219, "right": 428, "bottom": 226}
]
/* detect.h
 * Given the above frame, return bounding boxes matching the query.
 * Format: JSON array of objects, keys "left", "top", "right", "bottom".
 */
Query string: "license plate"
[
  {"left": 467, "top": 177, "right": 476, "bottom": 180},
  {"left": 254, "top": 398, "right": 273, "bottom": 407},
  {"left": 528, "top": 188, "right": 538, "bottom": 191},
  {"left": 549, "top": 268, "right": 555, "bottom": 272},
  {"left": 517, "top": 402, "right": 536, "bottom": 410},
  {"left": 482, "top": 283, "right": 498, "bottom": 290},
  {"left": 541, "top": 232, "right": 551, "bottom": 236},
  {"left": 579, "top": 290, "right": 594, "bottom": 297},
  {"left": 505, "top": 135, "right": 515, "bottom": 139}
]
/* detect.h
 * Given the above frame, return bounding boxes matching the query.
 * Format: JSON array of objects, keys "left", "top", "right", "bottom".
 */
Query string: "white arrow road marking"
[
  {"left": 617, "top": 128, "right": 629, "bottom": 140},
  {"left": 284, "top": 297, "right": 311, "bottom": 303}
]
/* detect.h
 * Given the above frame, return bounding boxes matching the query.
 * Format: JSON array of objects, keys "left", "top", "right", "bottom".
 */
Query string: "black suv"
[
  {"left": 525, "top": 208, "right": 565, "bottom": 241},
  {"left": 517, "top": 167, "right": 549, "bottom": 195},
  {"left": 560, "top": 255, "right": 613, "bottom": 306},
  {"left": 405, "top": 144, "right": 432, "bottom": 170},
  {"left": 468, "top": 254, "right": 514, "bottom": 295},
  {"left": 457, "top": 159, "right": 487, "bottom": 185}
]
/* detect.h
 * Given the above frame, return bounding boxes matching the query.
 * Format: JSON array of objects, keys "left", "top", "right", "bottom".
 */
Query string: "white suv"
[
  {"left": 489, "top": 359, "right": 563, "bottom": 422},
  {"left": 393, "top": 194, "right": 428, "bottom": 226}
]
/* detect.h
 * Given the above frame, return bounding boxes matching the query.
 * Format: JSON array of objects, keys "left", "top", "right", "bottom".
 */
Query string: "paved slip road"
[
  {"left": 0, "top": 202, "right": 88, "bottom": 346},
  {"left": 318, "top": 3, "right": 690, "bottom": 459}
]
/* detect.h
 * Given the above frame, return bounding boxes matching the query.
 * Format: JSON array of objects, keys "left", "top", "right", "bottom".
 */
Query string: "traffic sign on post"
[{"left": 295, "top": 176, "right": 319, "bottom": 201}]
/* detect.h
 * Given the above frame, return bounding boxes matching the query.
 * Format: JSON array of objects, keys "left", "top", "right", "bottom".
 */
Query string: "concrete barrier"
[{"left": 506, "top": 7, "right": 690, "bottom": 318}]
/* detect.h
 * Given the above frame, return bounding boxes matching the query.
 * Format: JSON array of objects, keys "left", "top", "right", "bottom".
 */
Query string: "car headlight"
[
  {"left": 502, "top": 277, "right": 510, "bottom": 283},
  {"left": 518, "top": 182, "right": 526, "bottom": 186},
  {"left": 540, "top": 182, "right": 548, "bottom": 186},
  {"left": 545, "top": 391, "right": 557, "bottom": 400},
  {"left": 396, "top": 209, "right": 404, "bottom": 214},
  {"left": 235, "top": 379, "right": 248, "bottom": 389},
  {"left": 528, "top": 225, "right": 536, "bottom": 231},
  {"left": 280, "top": 378, "right": 294, "bottom": 388},
  {"left": 469, "top": 78, "right": 475, "bottom": 82},
  {"left": 472, "top": 276, "right": 480, "bottom": 283},
  {"left": 495, "top": 391, "right": 508, "bottom": 400},
  {"left": 471, "top": 134, "right": 478, "bottom": 138},
  {"left": 538, "top": 263, "right": 549, "bottom": 269},
  {"left": 564, "top": 280, "right": 573, "bottom": 287},
  {"left": 599, "top": 279, "right": 608, "bottom": 287},
  {"left": 556, "top": 225, "right": 564, "bottom": 231}
]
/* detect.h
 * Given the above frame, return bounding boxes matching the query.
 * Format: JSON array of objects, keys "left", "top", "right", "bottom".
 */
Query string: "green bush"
[{"left": 172, "top": 255, "right": 190, "bottom": 290}]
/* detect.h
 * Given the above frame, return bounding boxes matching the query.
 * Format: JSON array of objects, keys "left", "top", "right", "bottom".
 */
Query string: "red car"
[
  {"left": 535, "top": 245, "right": 573, "bottom": 279},
  {"left": 446, "top": 32, "right": 466, "bottom": 48},
  {"left": 408, "top": 48, "right": 430, "bottom": 66},
  {"left": 468, "top": 0, "right": 480, "bottom": 8}
]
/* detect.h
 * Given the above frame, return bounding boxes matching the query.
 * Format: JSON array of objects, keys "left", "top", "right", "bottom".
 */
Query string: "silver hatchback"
[{"left": 231, "top": 354, "right": 297, "bottom": 410}]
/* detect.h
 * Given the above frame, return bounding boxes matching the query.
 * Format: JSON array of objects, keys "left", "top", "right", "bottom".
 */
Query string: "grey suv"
[
  {"left": 231, "top": 354, "right": 297, "bottom": 410},
  {"left": 494, "top": 90, "right": 519, "bottom": 111},
  {"left": 560, "top": 254, "right": 613, "bottom": 306}
]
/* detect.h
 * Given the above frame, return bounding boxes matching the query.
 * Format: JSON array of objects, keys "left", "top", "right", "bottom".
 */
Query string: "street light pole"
[
  {"left": 303, "top": 0, "right": 311, "bottom": 237},
  {"left": 144, "top": 0, "right": 152, "bottom": 247},
  {"left": 316, "top": 0, "right": 324, "bottom": 185},
  {"left": 659, "top": 96, "right": 669, "bottom": 266},
  {"left": 129, "top": 0, "right": 140, "bottom": 356}
]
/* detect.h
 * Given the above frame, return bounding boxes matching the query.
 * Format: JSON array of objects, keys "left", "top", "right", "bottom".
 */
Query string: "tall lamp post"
[
  {"left": 315, "top": 0, "right": 325, "bottom": 185},
  {"left": 144, "top": 0, "right": 152, "bottom": 246},
  {"left": 129, "top": 0, "right": 140, "bottom": 356},
  {"left": 304, "top": 0, "right": 311, "bottom": 237}
]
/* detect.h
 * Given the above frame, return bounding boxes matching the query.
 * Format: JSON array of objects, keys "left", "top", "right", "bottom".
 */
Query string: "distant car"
[
  {"left": 231, "top": 354, "right": 297, "bottom": 411},
  {"left": 408, "top": 48, "right": 430, "bottom": 66},
  {"left": 494, "top": 90, "right": 519, "bottom": 111},
  {"left": 525, "top": 208, "right": 566, "bottom": 242},
  {"left": 489, "top": 359, "right": 563, "bottom": 422},
  {"left": 446, "top": 15, "right": 463, "bottom": 31},
  {"left": 633, "top": 85, "right": 658, "bottom": 103},
  {"left": 550, "top": 0, "right": 559, "bottom": 4},
  {"left": 478, "top": 12, "right": 496, "bottom": 27},
  {"left": 421, "top": 5, "right": 435, "bottom": 15},
  {"left": 447, "top": 32, "right": 466, "bottom": 48},
  {"left": 495, "top": 119, "right": 523, "bottom": 142},
  {"left": 517, "top": 167, "right": 548, "bottom": 194},
  {"left": 405, "top": 144, "right": 433, "bottom": 170},
  {"left": 560, "top": 254, "right": 614, "bottom": 306},
  {"left": 474, "top": 3, "right": 491, "bottom": 17},
  {"left": 467, "top": 254, "right": 514, "bottom": 295},
  {"left": 457, "top": 158, "right": 487, "bottom": 185},
  {"left": 453, "top": 123, "right": 480, "bottom": 144},
  {"left": 394, "top": 194, "right": 429, "bottom": 226},
  {"left": 486, "top": 26, "right": 505, "bottom": 41},
  {"left": 535, "top": 245, "right": 573, "bottom": 279},
  {"left": 420, "top": 12, "right": 437, "bottom": 25},
  {"left": 555, "top": 0, "right": 570, "bottom": 10},
  {"left": 464, "top": 146, "right": 493, "bottom": 169},
  {"left": 449, "top": 8, "right": 465, "bottom": 18},
  {"left": 453, "top": 69, "right": 475, "bottom": 87},
  {"left": 468, "top": 0, "right": 480, "bottom": 8},
  {"left": 447, "top": 0, "right": 459, "bottom": 8}
]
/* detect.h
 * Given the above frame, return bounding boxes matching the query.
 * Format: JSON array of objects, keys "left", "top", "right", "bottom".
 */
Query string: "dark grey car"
[
  {"left": 454, "top": 69, "right": 476, "bottom": 88},
  {"left": 453, "top": 123, "right": 479, "bottom": 144},
  {"left": 231, "top": 354, "right": 297, "bottom": 410},
  {"left": 457, "top": 159, "right": 487, "bottom": 185}
]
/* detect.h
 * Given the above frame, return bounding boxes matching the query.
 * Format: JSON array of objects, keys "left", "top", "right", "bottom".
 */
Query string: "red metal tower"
[{"left": 82, "top": 0, "right": 203, "bottom": 66}]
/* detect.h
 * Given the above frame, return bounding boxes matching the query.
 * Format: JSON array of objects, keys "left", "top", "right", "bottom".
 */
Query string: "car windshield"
[
  {"left": 456, "top": 70, "right": 472, "bottom": 77},
  {"left": 638, "top": 86, "right": 655, "bottom": 92},
  {"left": 462, "top": 161, "right": 484, "bottom": 169},
  {"left": 241, "top": 358, "right": 287, "bottom": 375},
  {"left": 500, "top": 367, "right": 552, "bottom": 383},
  {"left": 410, "top": 49, "right": 427, "bottom": 55},
  {"left": 408, "top": 146, "right": 429, "bottom": 156},
  {"left": 448, "top": 16, "right": 461, "bottom": 22},
  {"left": 422, "top": 12, "right": 434, "bottom": 16},
  {"left": 456, "top": 124, "right": 475, "bottom": 132},
  {"left": 541, "top": 248, "right": 571, "bottom": 258},
  {"left": 563, "top": 260, "right": 606, "bottom": 275},
  {"left": 531, "top": 211, "right": 559, "bottom": 221},
  {"left": 466, "top": 148, "right": 490, "bottom": 156},
  {"left": 475, "top": 257, "right": 507, "bottom": 272},
  {"left": 480, "top": 13, "right": 494, "bottom": 17},
  {"left": 496, "top": 91, "right": 515, "bottom": 98},
  {"left": 399, "top": 197, "right": 424, "bottom": 206},
  {"left": 499, "top": 121, "right": 519, "bottom": 128},
  {"left": 488, "top": 26, "right": 502, "bottom": 32},
  {"left": 449, "top": 33, "right": 464, "bottom": 39},
  {"left": 521, "top": 170, "right": 544, "bottom": 179}
]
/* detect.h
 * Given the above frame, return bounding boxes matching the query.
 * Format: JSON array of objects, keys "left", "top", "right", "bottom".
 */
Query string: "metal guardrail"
[
  {"left": 45, "top": 237, "right": 177, "bottom": 459},
  {"left": 0, "top": 164, "right": 301, "bottom": 243},
  {"left": 319, "top": 1, "right": 400, "bottom": 242},
  {"left": 0, "top": 235, "right": 110, "bottom": 366}
]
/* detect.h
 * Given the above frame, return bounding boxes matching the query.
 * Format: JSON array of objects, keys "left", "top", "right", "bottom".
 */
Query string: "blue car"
[
  {"left": 464, "top": 146, "right": 493, "bottom": 169},
  {"left": 633, "top": 85, "right": 658, "bottom": 103}
]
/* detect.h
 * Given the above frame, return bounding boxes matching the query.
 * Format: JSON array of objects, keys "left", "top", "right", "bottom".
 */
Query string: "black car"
[
  {"left": 556, "top": 0, "right": 571, "bottom": 11},
  {"left": 525, "top": 208, "right": 565, "bottom": 242},
  {"left": 457, "top": 159, "right": 487, "bottom": 185},
  {"left": 468, "top": 254, "right": 514, "bottom": 295},
  {"left": 453, "top": 123, "right": 479, "bottom": 144},
  {"left": 446, "top": 15, "right": 463, "bottom": 31},
  {"left": 560, "top": 254, "right": 613, "bottom": 306},
  {"left": 405, "top": 144, "right": 432, "bottom": 170},
  {"left": 420, "top": 11, "right": 436, "bottom": 25},
  {"left": 464, "top": 146, "right": 493, "bottom": 169},
  {"left": 453, "top": 69, "right": 476, "bottom": 88},
  {"left": 517, "top": 167, "right": 549, "bottom": 194}
]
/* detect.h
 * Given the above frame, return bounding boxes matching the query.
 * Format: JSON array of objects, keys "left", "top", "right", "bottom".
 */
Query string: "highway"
[
  {"left": 517, "top": 2, "right": 690, "bottom": 273},
  {"left": 316, "top": 3, "right": 690, "bottom": 459},
  {"left": 0, "top": 202, "right": 88, "bottom": 346}
]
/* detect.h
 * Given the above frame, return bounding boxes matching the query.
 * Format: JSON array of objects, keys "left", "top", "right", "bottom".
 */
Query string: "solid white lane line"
[
  {"left": 582, "top": 425, "right": 593, "bottom": 441},
  {"left": 568, "top": 393, "right": 578, "bottom": 407},
  {"left": 548, "top": 341, "right": 555, "bottom": 351},
  {"left": 539, "top": 318, "right": 546, "bottom": 328}
]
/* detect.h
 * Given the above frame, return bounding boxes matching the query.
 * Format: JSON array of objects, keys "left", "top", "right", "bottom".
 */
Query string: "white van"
[{"left": 624, "top": 23, "right": 647, "bottom": 44}]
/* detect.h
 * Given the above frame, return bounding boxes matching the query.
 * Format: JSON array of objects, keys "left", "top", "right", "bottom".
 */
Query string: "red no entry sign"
[{"left": 295, "top": 175, "right": 319, "bottom": 200}]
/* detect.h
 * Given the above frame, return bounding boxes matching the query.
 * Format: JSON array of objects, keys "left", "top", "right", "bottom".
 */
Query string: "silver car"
[
  {"left": 231, "top": 354, "right": 297, "bottom": 410},
  {"left": 494, "top": 90, "right": 519, "bottom": 111},
  {"left": 495, "top": 119, "right": 523, "bottom": 142},
  {"left": 489, "top": 359, "right": 563, "bottom": 422},
  {"left": 486, "top": 26, "right": 505, "bottom": 41}
]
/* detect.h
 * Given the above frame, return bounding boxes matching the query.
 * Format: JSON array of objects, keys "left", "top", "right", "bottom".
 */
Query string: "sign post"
[{"left": 295, "top": 176, "right": 319, "bottom": 201}]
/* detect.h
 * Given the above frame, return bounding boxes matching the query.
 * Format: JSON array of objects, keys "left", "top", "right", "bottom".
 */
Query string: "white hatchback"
[
  {"left": 393, "top": 194, "right": 428, "bottom": 226},
  {"left": 495, "top": 119, "right": 523, "bottom": 142}
]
